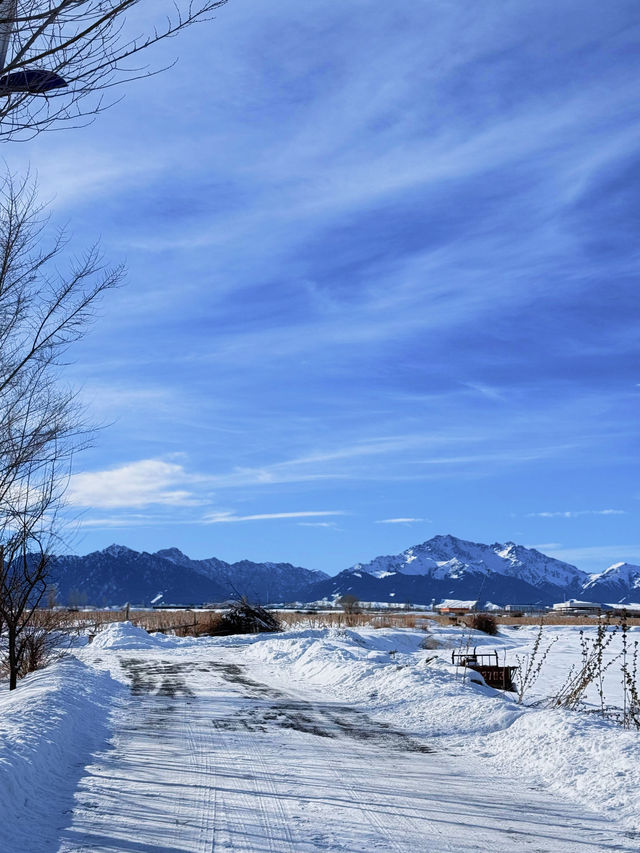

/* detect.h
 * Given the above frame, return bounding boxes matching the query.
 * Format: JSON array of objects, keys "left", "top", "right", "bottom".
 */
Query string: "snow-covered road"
[{"left": 51, "top": 640, "right": 636, "bottom": 853}]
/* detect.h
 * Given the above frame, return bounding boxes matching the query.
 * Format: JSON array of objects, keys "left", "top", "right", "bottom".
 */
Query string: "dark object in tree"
[
  {"left": 208, "top": 598, "right": 282, "bottom": 636},
  {"left": 0, "top": 0, "right": 228, "bottom": 141},
  {"left": 466, "top": 613, "right": 498, "bottom": 635},
  {"left": 0, "top": 68, "right": 67, "bottom": 94}
]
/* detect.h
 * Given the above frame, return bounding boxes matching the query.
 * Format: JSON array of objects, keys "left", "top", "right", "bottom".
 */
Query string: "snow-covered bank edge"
[
  {"left": 472, "top": 708, "right": 640, "bottom": 834},
  {"left": 238, "top": 626, "right": 640, "bottom": 832},
  {"left": 0, "top": 656, "right": 123, "bottom": 850}
]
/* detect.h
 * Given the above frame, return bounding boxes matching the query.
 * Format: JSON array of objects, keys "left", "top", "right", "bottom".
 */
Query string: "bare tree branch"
[
  {"left": 0, "top": 0, "right": 228, "bottom": 140},
  {"left": 0, "top": 173, "right": 122, "bottom": 687}
]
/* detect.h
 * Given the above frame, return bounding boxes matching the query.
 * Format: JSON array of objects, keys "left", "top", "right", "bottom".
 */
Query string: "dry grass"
[
  {"left": 45, "top": 607, "right": 640, "bottom": 639},
  {"left": 278, "top": 610, "right": 428, "bottom": 630},
  {"left": 0, "top": 609, "right": 80, "bottom": 681},
  {"left": 56, "top": 608, "right": 219, "bottom": 637},
  {"left": 60, "top": 608, "right": 432, "bottom": 634}
]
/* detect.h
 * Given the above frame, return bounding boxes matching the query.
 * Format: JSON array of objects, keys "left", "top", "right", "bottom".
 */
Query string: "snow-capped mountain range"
[
  {"left": 306, "top": 535, "right": 640, "bottom": 607},
  {"left": 44, "top": 536, "right": 640, "bottom": 607},
  {"left": 351, "top": 535, "right": 585, "bottom": 588}
]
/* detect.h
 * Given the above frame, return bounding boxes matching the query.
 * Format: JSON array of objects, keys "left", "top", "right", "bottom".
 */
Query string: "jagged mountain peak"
[
  {"left": 601, "top": 561, "right": 640, "bottom": 577},
  {"left": 155, "top": 547, "right": 192, "bottom": 564},
  {"left": 101, "top": 543, "right": 137, "bottom": 559},
  {"left": 46, "top": 544, "right": 329, "bottom": 606},
  {"left": 582, "top": 562, "right": 640, "bottom": 603},
  {"left": 346, "top": 534, "right": 587, "bottom": 590}
]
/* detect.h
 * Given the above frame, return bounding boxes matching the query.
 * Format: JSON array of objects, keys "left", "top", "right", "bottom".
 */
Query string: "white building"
[{"left": 552, "top": 599, "right": 604, "bottom": 615}]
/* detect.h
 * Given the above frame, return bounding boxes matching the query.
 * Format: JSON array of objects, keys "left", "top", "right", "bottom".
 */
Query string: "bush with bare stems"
[
  {"left": 514, "top": 619, "right": 558, "bottom": 704},
  {"left": 552, "top": 618, "right": 621, "bottom": 713},
  {"left": 0, "top": 607, "right": 77, "bottom": 679}
]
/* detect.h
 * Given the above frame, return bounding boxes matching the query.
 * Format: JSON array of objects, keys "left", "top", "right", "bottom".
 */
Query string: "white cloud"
[
  {"left": 204, "top": 510, "right": 345, "bottom": 524},
  {"left": 298, "top": 521, "right": 339, "bottom": 528},
  {"left": 526, "top": 509, "right": 627, "bottom": 518},
  {"left": 375, "top": 517, "right": 428, "bottom": 524},
  {"left": 68, "top": 459, "right": 206, "bottom": 509}
]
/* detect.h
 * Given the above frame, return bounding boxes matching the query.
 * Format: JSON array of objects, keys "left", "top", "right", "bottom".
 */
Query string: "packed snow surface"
[{"left": 0, "top": 619, "right": 638, "bottom": 851}]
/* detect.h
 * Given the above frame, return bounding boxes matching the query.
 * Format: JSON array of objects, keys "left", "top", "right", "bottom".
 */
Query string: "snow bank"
[
  {"left": 0, "top": 656, "right": 121, "bottom": 851},
  {"left": 240, "top": 625, "right": 640, "bottom": 831},
  {"left": 475, "top": 709, "right": 640, "bottom": 830},
  {"left": 243, "top": 627, "right": 521, "bottom": 738}
]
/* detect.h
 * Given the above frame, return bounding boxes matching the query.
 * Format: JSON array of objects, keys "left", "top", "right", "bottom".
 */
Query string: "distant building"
[
  {"left": 552, "top": 599, "right": 605, "bottom": 615},
  {"left": 435, "top": 599, "right": 478, "bottom": 616},
  {"left": 504, "top": 604, "right": 543, "bottom": 614}
]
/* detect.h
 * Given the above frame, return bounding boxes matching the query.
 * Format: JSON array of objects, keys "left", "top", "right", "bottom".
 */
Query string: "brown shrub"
[{"left": 467, "top": 613, "right": 498, "bottom": 635}]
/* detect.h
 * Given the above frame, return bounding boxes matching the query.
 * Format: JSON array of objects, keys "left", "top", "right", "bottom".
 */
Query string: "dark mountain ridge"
[
  {"left": 46, "top": 544, "right": 328, "bottom": 606},
  {"left": 43, "top": 536, "right": 640, "bottom": 607}
]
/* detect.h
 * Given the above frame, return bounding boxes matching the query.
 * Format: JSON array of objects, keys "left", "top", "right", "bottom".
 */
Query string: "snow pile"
[
  {"left": 90, "top": 620, "right": 191, "bottom": 651},
  {"left": 91, "top": 621, "right": 161, "bottom": 650},
  {"left": 0, "top": 657, "right": 120, "bottom": 851}
]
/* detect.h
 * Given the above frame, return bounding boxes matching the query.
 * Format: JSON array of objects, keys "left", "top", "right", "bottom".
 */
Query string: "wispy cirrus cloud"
[
  {"left": 23, "top": 1, "right": 640, "bottom": 571},
  {"left": 376, "top": 517, "right": 428, "bottom": 525},
  {"left": 204, "top": 511, "right": 345, "bottom": 524},
  {"left": 526, "top": 509, "right": 627, "bottom": 519},
  {"left": 73, "top": 515, "right": 162, "bottom": 529}
]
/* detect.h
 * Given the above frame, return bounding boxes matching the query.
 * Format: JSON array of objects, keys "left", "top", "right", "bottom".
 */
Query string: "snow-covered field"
[{"left": 0, "top": 619, "right": 639, "bottom": 852}]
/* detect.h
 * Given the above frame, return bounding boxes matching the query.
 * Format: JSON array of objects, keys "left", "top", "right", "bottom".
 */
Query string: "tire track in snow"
[
  {"left": 57, "top": 657, "right": 219, "bottom": 853},
  {"left": 270, "top": 689, "right": 447, "bottom": 853},
  {"left": 182, "top": 698, "right": 217, "bottom": 853},
  {"left": 208, "top": 693, "right": 297, "bottom": 850},
  {"left": 210, "top": 663, "right": 442, "bottom": 852},
  {"left": 227, "top": 660, "right": 638, "bottom": 853}
]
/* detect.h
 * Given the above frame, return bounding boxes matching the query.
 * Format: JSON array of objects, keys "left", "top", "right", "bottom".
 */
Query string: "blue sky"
[{"left": 7, "top": 0, "right": 640, "bottom": 573}]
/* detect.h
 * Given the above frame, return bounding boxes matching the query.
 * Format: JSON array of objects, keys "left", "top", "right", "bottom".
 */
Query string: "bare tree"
[
  {"left": 338, "top": 594, "right": 360, "bottom": 614},
  {"left": 0, "top": 0, "right": 228, "bottom": 140},
  {"left": 0, "top": 172, "right": 122, "bottom": 688}
]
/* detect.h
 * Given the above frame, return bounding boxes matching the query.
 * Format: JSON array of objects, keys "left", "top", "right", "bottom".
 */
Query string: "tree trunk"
[{"left": 8, "top": 623, "right": 17, "bottom": 690}]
